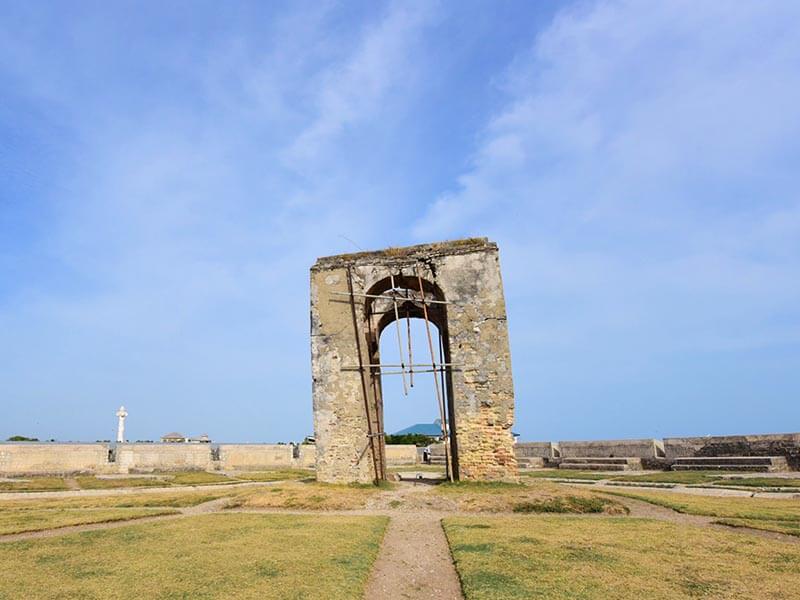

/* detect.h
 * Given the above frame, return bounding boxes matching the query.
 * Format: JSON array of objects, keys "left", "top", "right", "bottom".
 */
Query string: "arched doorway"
[
  {"left": 311, "top": 238, "right": 517, "bottom": 484},
  {"left": 365, "top": 275, "right": 459, "bottom": 481}
]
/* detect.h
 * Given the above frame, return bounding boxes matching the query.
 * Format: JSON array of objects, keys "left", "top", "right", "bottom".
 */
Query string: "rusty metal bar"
[
  {"left": 389, "top": 274, "right": 409, "bottom": 396},
  {"left": 329, "top": 290, "right": 453, "bottom": 305},
  {"left": 416, "top": 265, "right": 454, "bottom": 482},
  {"left": 406, "top": 309, "right": 414, "bottom": 387},
  {"left": 341, "top": 362, "right": 463, "bottom": 370},
  {"left": 346, "top": 267, "right": 382, "bottom": 483}
]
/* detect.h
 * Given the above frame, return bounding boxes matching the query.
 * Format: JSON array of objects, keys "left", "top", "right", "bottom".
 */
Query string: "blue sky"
[{"left": 1, "top": 1, "right": 798, "bottom": 443}]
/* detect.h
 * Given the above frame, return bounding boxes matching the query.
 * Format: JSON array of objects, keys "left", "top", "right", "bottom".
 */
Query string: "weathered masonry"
[{"left": 310, "top": 238, "right": 518, "bottom": 484}]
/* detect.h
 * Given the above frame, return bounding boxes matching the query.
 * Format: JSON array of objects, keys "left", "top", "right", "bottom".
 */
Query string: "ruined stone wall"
[
  {"left": 385, "top": 444, "right": 418, "bottom": 465},
  {"left": 311, "top": 238, "right": 517, "bottom": 483},
  {"left": 217, "top": 444, "right": 294, "bottom": 470},
  {"left": 515, "top": 442, "right": 560, "bottom": 459},
  {"left": 116, "top": 443, "right": 212, "bottom": 472},
  {"left": 559, "top": 439, "right": 665, "bottom": 459},
  {"left": 0, "top": 443, "right": 110, "bottom": 475},
  {"left": 664, "top": 433, "right": 800, "bottom": 468}
]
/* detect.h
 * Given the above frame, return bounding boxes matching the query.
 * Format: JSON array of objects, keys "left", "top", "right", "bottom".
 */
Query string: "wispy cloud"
[{"left": 412, "top": 0, "right": 800, "bottom": 437}]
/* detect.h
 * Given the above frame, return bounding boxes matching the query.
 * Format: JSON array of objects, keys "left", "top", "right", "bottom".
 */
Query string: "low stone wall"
[
  {"left": 0, "top": 443, "right": 110, "bottom": 475},
  {"left": 385, "top": 445, "right": 418, "bottom": 465},
  {"left": 558, "top": 439, "right": 665, "bottom": 459},
  {"left": 515, "top": 442, "right": 560, "bottom": 459},
  {"left": 117, "top": 443, "right": 212, "bottom": 472},
  {"left": 664, "top": 433, "right": 800, "bottom": 468},
  {"left": 297, "top": 444, "right": 316, "bottom": 468},
  {"left": 217, "top": 444, "right": 294, "bottom": 470}
]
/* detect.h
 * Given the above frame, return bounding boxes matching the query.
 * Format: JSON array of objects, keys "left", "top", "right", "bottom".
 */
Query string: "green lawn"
[
  {"left": 444, "top": 515, "right": 800, "bottom": 599},
  {"left": 0, "top": 513, "right": 388, "bottom": 599}
]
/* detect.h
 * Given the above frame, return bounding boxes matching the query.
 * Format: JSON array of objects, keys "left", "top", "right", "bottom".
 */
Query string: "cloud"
[
  {"left": 0, "top": 1, "right": 440, "bottom": 441},
  {"left": 414, "top": 0, "right": 800, "bottom": 353},
  {"left": 285, "top": 1, "right": 439, "bottom": 167}
]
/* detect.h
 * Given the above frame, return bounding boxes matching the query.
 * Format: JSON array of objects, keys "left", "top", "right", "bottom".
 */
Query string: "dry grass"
[
  {"left": 0, "top": 513, "right": 388, "bottom": 599},
  {"left": 0, "top": 488, "right": 239, "bottom": 511},
  {"left": 444, "top": 515, "right": 800, "bottom": 599},
  {"left": 230, "top": 469, "right": 314, "bottom": 482},
  {"left": 432, "top": 480, "right": 627, "bottom": 514},
  {"left": 0, "top": 477, "right": 70, "bottom": 492},
  {"left": 387, "top": 464, "right": 445, "bottom": 473},
  {"left": 0, "top": 507, "right": 177, "bottom": 536},
  {"left": 603, "top": 489, "right": 800, "bottom": 522},
  {"left": 524, "top": 469, "right": 608, "bottom": 481},
  {"left": 232, "top": 481, "right": 384, "bottom": 510},
  {"left": 712, "top": 477, "right": 800, "bottom": 489},
  {"left": 15, "top": 470, "right": 310, "bottom": 492},
  {"left": 714, "top": 517, "right": 800, "bottom": 537},
  {"left": 75, "top": 476, "right": 169, "bottom": 489}
]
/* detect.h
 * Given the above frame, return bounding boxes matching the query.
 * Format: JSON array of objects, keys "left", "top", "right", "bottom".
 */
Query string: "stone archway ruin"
[{"left": 310, "top": 238, "right": 517, "bottom": 483}]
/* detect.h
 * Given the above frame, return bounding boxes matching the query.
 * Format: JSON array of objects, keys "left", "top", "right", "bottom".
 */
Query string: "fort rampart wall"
[{"left": 0, "top": 442, "right": 413, "bottom": 475}]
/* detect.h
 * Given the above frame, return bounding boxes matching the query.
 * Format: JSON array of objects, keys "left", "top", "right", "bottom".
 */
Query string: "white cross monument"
[{"left": 116, "top": 405, "right": 128, "bottom": 443}]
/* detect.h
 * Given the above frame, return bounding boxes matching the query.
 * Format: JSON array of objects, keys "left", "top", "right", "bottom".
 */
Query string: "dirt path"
[{"left": 364, "top": 511, "right": 463, "bottom": 600}]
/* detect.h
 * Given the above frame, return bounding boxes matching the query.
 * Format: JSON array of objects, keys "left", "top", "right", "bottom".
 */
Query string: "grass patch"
[
  {"left": 513, "top": 496, "right": 612, "bottom": 514},
  {"left": 166, "top": 471, "right": 235, "bottom": 485},
  {"left": 229, "top": 469, "right": 314, "bottom": 482},
  {"left": 714, "top": 517, "right": 800, "bottom": 537},
  {"left": 712, "top": 477, "right": 800, "bottom": 489},
  {"left": 235, "top": 481, "right": 383, "bottom": 510},
  {"left": 0, "top": 477, "right": 69, "bottom": 492},
  {"left": 0, "top": 513, "right": 388, "bottom": 599},
  {"left": 444, "top": 515, "right": 800, "bottom": 599},
  {"left": 387, "top": 464, "right": 445, "bottom": 473},
  {"left": 0, "top": 489, "right": 238, "bottom": 511},
  {"left": 433, "top": 480, "right": 627, "bottom": 514},
  {"left": 0, "top": 507, "right": 177, "bottom": 535},
  {"left": 604, "top": 489, "right": 800, "bottom": 522},
  {"left": 524, "top": 469, "right": 608, "bottom": 481},
  {"left": 611, "top": 471, "right": 724, "bottom": 485},
  {"left": 76, "top": 476, "right": 169, "bottom": 490}
]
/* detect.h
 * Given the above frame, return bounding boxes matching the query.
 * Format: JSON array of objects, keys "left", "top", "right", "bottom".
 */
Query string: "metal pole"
[
  {"left": 406, "top": 309, "right": 414, "bottom": 388},
  {"left": 416, "top": 266, "right": 453, "bottom": 482},
  {"left": 389, "top": 274, "right": 409, "bottom": 396},
  {"left": 329, "top": 290, "right": 453, "bottom": 305},
  {"left": 346, "top": 267, "right": 382, "bottom": 483}
]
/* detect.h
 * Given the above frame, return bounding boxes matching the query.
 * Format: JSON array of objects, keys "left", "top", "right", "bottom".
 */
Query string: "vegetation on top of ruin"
[
  {"left": 313, "top": 237, "right": 494, "bottom": 267},
  {"left": 384, "top": 433, "right": 435, "bottom": 446}
]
